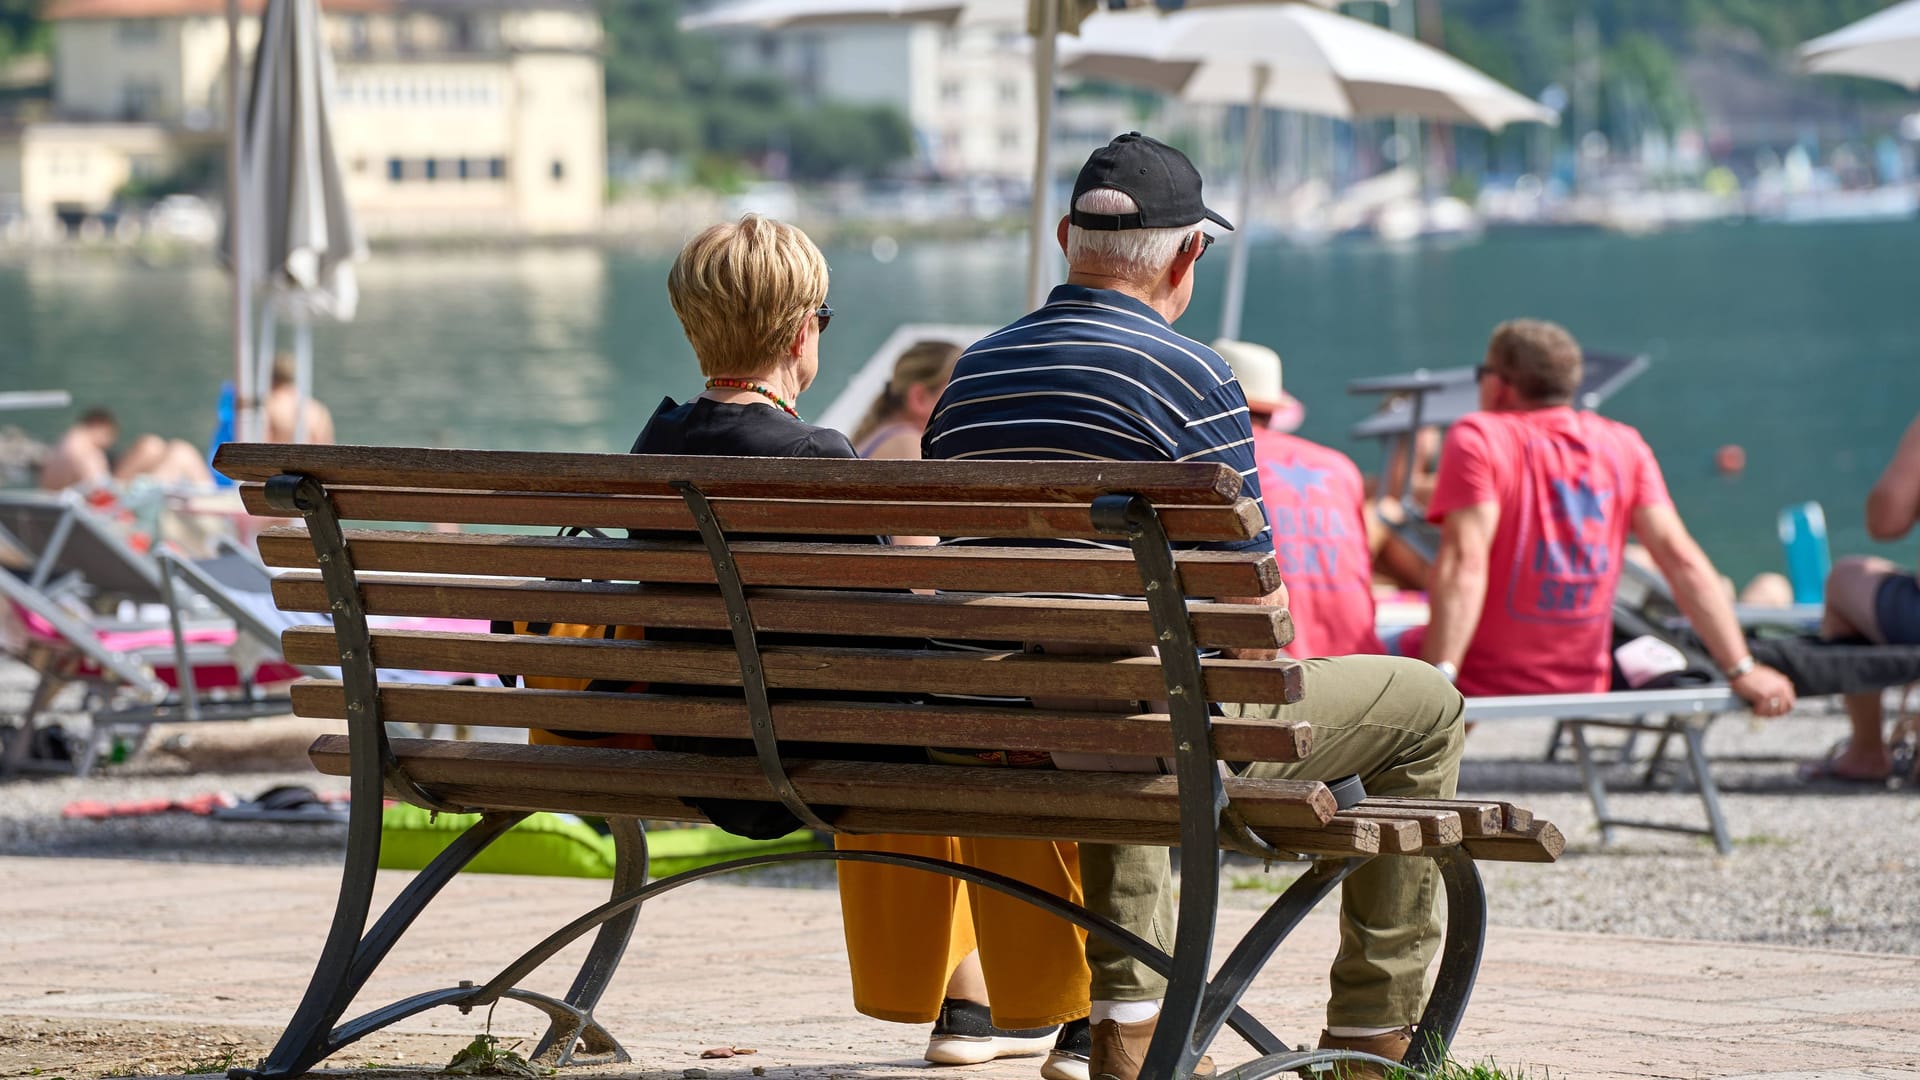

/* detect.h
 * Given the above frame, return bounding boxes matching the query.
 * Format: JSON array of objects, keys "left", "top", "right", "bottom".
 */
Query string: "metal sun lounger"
[
  {"left": 1464, "top": 688, "right": 1745, "bottom": 854},
  {"left": 0, "top": 496, "right": 304, "bottom": 776}
]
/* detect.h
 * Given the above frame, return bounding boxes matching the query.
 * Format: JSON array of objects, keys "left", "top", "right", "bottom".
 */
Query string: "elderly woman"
[{"left": 643, "top": 216, "right": 1090, "bottom": 1075}]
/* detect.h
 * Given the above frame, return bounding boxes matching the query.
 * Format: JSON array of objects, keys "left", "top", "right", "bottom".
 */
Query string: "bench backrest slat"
[
  {"left": 215, "top": 445, "right": 1247, "bottom": 505},
  {"left": 239, "top": 485, "right": 1268, "bottom": 545},
  {"left": 270, "top": 574, "right": 1292, "bottom": 652},
  {"left": 289, "top": 681, "right": 1313, "bottom": 761},
  {"left": 280, "top": 626, "right": 1305, "bottom": 705},
  {"left": 256, "top": 528, "right": 1281, "bottom": 599}
]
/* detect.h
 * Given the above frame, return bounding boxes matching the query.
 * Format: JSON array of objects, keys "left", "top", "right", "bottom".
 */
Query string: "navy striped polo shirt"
[{"left": 922, "top": 284, "right": 1271, "bottom": 554}]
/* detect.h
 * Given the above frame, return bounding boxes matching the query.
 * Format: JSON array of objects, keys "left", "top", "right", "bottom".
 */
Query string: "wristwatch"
[
  {"left": 1433, "top": 661, "right": 1459, "bottom": 683},
  {"left": 1722, "top": 655, "right": 1756, "bottom": 680}
]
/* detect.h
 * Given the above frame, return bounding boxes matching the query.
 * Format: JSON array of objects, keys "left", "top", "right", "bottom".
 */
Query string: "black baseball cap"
[{"left": 1069, "top": 132, "right": 1233, "bottom": 233}]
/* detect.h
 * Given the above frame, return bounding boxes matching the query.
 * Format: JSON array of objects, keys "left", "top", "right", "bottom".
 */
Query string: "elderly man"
[
  {"left": 1418, "top": 319, "right": 1796, "bottom": 717},
  {"left": 924, "top": 132, "right": 1465, "bottom": 1080}
]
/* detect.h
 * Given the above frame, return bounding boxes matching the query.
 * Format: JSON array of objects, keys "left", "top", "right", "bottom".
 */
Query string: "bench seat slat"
[
  {"left": 281, "top": 627, "right": 1308, "bottom": 705},
  {"left": 213, "top": 445, "right": 1248, "bottom": 505},
  {"left": 288, "top": 682, "right": 1314, "bottom": 763},
  {"left": 1351, "top": 798, "right": 1502, "bottom": 839},
  {"left": 306, "top": 736, "right": 1338, "bottom": 829},
  {"left": 1373, "top": 797, "right": 1532, "bottom": 834},
  {"left": 1336, "top": 805, "right": 1463, "bottom": 847},
  {"left": 270, "top": 574, "right": 1294, "bottom": 652},
  {"left": 255, "top": 529, "right": 1280, "bottom": 599},
  {"left": 239, "top": 486, "right": 1268, "bottom": 544},
  {"left": 1459, "top": 821, "right": 1565, "bottom": 863}
]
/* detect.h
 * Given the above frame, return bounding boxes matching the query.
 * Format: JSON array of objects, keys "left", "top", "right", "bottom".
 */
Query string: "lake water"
[{"left": 2, "top": 220, "right": 1916, "bottom": 581}]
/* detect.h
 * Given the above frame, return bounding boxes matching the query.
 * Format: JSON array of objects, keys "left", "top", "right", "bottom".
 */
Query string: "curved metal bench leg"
[
  {"left": 1402, "top": 846, "right": 1487, "bottom": 1070},
  {"left": 1209, "top": 847, "right": 1486, "bottom": 1079},
  {"left": 1192, "top": 858, "right": 1367, "bottom": 1055},
  {"left": 235, "top": 812, "right": 526, "bottom": 1080},
  {"left": 529, "top": 817, "right": 647, "bottom": 1066},
  {"left": 319, "top": 984, "right": 621, "bottom": 1067}
]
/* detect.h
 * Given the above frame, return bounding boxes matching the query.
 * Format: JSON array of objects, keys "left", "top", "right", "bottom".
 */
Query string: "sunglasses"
[
  {"left": 815, "top": 302, "right": 834, "bottom": 335},
  {"left": 1184, "top": 232, "right": 1216, "bottom": 261},
  {"left": 1474, "top": 364, "right": 1497, "bottom": 382}
]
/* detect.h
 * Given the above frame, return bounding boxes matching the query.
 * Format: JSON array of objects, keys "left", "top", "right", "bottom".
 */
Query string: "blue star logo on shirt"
[
  {"left": 1551, "top": 478, "right": 1612, "bottom": 531},
  {"left": 1267, "top": 461, "right": 1330, "bottom": 496}
]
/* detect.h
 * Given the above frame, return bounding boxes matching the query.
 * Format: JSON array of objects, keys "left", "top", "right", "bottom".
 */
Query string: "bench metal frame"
[{"left": 236, "top": 470, "right": 1492, "bottom": 1080}]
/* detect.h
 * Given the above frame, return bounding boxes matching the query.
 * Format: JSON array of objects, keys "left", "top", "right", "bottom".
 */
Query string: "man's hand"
[{"left": 1731, "top": 664, "right": 1796, "bottom": 718}]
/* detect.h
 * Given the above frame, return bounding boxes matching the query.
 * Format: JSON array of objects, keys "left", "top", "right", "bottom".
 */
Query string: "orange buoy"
[{"left": 1716, "top": 444, "right": 1746, "bottom": 475}]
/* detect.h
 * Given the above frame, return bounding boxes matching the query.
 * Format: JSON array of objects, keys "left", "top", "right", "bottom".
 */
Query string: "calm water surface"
[{"left": 2, "top": 221, "right": 1916, "bottom": 581}]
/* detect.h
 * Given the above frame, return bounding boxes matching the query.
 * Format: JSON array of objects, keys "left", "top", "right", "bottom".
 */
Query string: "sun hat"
[{"left": 1213, "top": 338, "right": 1306, "bottom": 433}]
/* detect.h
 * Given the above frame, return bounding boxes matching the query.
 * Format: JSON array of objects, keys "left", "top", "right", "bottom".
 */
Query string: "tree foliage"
[
  {"left": 599, "top": 0, "right": 913, "bottom": 181},
  {"left": 0, "top": 0, "right": 49, "bottom": 63}
]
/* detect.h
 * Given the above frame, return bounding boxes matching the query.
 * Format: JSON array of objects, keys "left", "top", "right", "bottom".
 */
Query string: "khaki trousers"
[{"left": 1083, "top": 655, "right": 1465, "bottom": 1028}]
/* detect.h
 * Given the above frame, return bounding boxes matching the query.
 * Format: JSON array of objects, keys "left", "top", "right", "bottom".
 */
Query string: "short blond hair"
[{"left": 667, "top": 215, "right": 830, "bottom": 378}]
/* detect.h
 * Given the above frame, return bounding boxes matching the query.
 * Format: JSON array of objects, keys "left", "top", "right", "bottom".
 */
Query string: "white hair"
[{"left": 1065, "top": 188, "right": 1193, "bottom": 279}]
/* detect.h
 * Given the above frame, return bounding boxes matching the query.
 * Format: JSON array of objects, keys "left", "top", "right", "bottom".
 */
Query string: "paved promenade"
[{"left": 2, "top": 856, "right": 1917, "bottom": 1079}]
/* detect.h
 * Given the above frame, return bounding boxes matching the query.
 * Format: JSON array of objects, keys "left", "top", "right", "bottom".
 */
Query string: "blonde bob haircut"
[{"left": 668, "top": 214, "right": 830, "bottom": 378}]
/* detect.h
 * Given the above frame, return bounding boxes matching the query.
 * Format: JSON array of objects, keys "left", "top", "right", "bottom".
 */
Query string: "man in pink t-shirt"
[
  {"left": 1419, "top": 319, "right": 1795, "bottom": 715},
  {"left": 1215, "top": 339, "right": 1384, "bottom": 659}
]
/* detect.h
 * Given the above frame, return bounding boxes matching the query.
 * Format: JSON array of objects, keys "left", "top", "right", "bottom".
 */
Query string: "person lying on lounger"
[
  {"left": 1803, "top": 411, "right": 1920, "bottom": 783},
  {"left": 40, "top": 407, "right": 213, "bottom": 493},
  {"left": 1413, "top": 319, "right": 1795, "bottom": 717}
]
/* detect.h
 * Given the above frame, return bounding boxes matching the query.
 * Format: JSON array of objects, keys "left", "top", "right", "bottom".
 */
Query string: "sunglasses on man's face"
[
  {"left": 1474, "top": 364, "right": 1497, "bottom": 382},
  {"left": 815, "top": 303, "right": 834, "bottom": 334},
  {"left": 1185, "top": 232, "right": 1216, "bottom": 261}
]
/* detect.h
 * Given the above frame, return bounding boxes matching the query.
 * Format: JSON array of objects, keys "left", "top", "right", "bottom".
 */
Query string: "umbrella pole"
[
  {"left": 1025, "top": 0, "right": 1059, "bottom": 310},
  {"left": 1218, "top": 64, "right": 1268, "bottom": 343},
  {"left": 226, "top": 0, "right": 252, "bottom": 443},
  {"left": 293, "top": 317, "right": 312, "bottom": 444}
]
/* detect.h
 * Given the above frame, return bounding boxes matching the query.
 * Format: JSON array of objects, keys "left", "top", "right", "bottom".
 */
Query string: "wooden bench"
[{"left": 212, "top": 443, "right": 1563, "bottom": 1080}]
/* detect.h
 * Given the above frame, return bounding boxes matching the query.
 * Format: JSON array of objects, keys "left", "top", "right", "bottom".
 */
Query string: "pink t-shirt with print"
[
  {"left": 1252, "top": 427, "right": 1384, "bottom": 660},
  {"left": 1426, "top": 407, "right": 1672, "bottom": 696}
]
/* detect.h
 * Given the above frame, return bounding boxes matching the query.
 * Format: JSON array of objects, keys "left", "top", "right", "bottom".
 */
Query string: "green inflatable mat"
[{"left": 378, "top": 804, "right": 824, "bottom": 879}]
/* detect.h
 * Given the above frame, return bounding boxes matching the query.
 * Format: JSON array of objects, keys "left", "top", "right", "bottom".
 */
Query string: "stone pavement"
[{"left": 1, "top": 856, "right": 1917, "bottom": 1080}]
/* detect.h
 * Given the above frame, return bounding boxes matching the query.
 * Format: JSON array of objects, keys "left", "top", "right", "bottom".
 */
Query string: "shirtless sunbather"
[{"left": 39, "top": 407, "right": 214, "bottom": 492}]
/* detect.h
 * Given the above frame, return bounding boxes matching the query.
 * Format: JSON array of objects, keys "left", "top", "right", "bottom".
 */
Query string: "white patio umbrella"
[
  {"left": 680, "top": 0, "right": 1333, "bottom": 309},
  {"left": 226, "top": 0, "right": 366, "bottom": 444},
  {"left": 1061, "top": 3, "right": 1557, "bottom": 339},
  {"left": 1799, "top": 0, "right": 1920, "bottom": 90}
]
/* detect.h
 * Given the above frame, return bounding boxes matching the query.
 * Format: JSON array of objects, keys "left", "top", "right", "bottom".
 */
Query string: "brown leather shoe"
[
  {"left": 1088, "top": 1016, "right": 1215, "bottom": 1080},
  {"left": 1314, "top": 1026, "right": 1414, "bottom": 1079}
]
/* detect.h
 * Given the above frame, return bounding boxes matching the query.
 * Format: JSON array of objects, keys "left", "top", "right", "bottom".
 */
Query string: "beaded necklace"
[{"left": 704, "top": 377, "right": 801, "bottom": 421}]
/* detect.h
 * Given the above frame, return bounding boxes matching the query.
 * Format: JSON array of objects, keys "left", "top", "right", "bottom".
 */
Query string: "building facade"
[
  {"left": 713, "top": 21, "right": 1039, "bottom": 181},
  {"left": 3, "top": 0, "right": 605, "bottom": 237}
]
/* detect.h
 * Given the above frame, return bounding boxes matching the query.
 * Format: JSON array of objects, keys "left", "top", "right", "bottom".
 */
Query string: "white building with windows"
[
  {"left": 1, "top": 0, "right": 604, "bottom": 237},
  {"left": 711, "top": 21, "right": 1042, "bottom": 180}
]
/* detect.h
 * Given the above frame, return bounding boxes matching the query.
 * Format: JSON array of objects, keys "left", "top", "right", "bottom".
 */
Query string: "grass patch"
[
  {"left": 441, "top": 1034, "right": 550, "bottom": 1077},
  {"left": 182, "top": 1051, "right": 241, "bottom": 1075},
  {"left": 1389, "top": 1058, "right": 1547, "bottom": 1079}
]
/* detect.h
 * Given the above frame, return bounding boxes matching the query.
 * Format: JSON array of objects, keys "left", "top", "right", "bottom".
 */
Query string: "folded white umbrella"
[
  {"left": 681, "top": 0, "right": 1332, "bottom": 307},
  {"left": 1799, "top": 0, "right": 1920, "bottom": 90},
  {"left": 1061, "top": 3, "right": 1556, "bottom": 338},
  {"left": 225, "top": 0, "right": 366, "bottom": 443}
]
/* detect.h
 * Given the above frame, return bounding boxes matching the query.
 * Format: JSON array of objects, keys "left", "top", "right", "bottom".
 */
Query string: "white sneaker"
[{"left": 924, "top": 998, "right": 1060, "bottom": 1065}]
